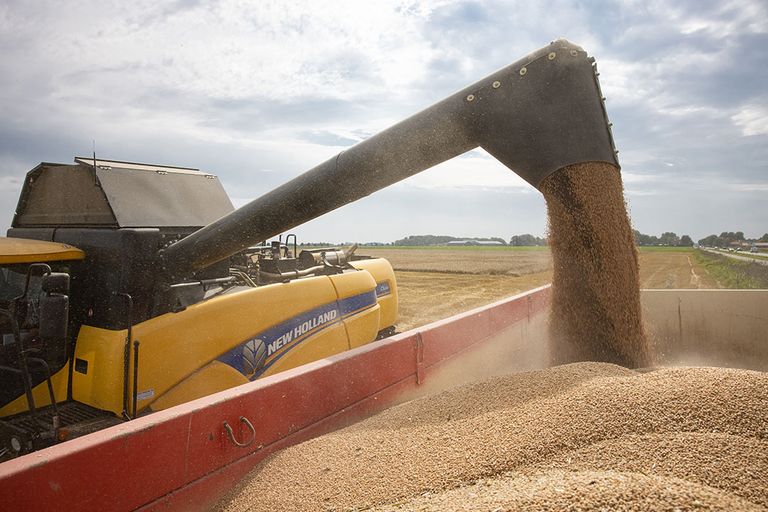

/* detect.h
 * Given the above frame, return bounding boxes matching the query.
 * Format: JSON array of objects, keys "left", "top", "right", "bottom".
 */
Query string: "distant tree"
[
  {"left": 393, "top": 235, "right": 457, "bottom": 246},
  {"left": 394, "top": 234, "right": 509, "bottom": 246},
  {"left": 758, "top": 233, "right": 768, "bottom": 242},
  {"left": 510, "top": 234, "right": 546, "bottom": 246},
  {"left": 633, "top": 230, "right": 661, "bottom": 246},
  {"left": 510, "top": 234, "right": 536, "bottom": 246},
  {"left": 659, "top": 232, "right": 680, "bottom": 246},
  {"left": 679, "top": 235, "right": 693, "bottom": 246},
  {"left": 698, "top": 234, "right": 721, "bottom": 247}
]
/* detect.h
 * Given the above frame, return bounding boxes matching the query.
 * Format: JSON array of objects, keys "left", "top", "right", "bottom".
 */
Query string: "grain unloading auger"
[
  {"left": 160, "top": 38, "right": 618, "bottom": 279},
  {"left": 0, "top": 39, "right": 618, "bottom": 460}
]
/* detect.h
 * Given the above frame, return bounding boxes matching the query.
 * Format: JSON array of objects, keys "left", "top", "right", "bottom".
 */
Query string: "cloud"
[
  {"left": 732, "top": 104, "right": 768, "bottom": 136},
  {"left": 728, "top": 182, "right": 768, "bottom": 192},
  {"left": 0, "top": 0, "right": 766, "bottom": 241},
  {"left": 398, "top": 149, "right": 532, "bottom": 192},
  {"left": 0, "top": 176, "right": 23, "bottom": 191}
]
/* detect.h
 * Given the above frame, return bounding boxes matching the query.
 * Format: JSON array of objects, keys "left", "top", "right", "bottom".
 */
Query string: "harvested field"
[
  {"left": 394, "top": 270, "right": 551, "bottom": 332},
  {"left": 220, "top": 363, "right": 768, "bottom": 511},
  {"left": 361, "top": 246, "right": 551, "bottom": 275},
  {"left": 363, "top": 247, "right": 721, "bottom": 332}
]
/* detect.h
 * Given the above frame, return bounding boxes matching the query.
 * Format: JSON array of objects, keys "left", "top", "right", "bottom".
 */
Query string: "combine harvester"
[{"left": 1, "top": 39, "right": 766, "bottom": 511}]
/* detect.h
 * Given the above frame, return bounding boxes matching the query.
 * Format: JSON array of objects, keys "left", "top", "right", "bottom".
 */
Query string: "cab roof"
[
  {"left": 0, "top": 237, "right": 85, "bottom": 265},
  {"left": 12, "top": 158, "right": 234, "bottom": 229}
]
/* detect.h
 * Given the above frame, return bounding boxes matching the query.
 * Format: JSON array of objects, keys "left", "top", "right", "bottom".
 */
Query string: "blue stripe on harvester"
[
  {"left": 217, "top": 290, "right": 377, "bottom": 380},
  {"left": 375, "top": 281, "right": 391, "bottom": 297},
  {"left": 339, "top": 290, "right": 378, "bottom": 316}
]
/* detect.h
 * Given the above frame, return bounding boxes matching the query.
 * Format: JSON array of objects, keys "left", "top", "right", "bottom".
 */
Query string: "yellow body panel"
[
  {"left": 329, "top": 270, "right": 381, "bottom": 349},
  {"left": 134, "top": 276, "right": 341, "bottom": 411},
  {"left": 149, "top": 361, "right": 248, "bottom": 411},
  {"left": 0, "top": 365, "right": 69, "bottom": 416},
  {"left": 351, "top": 258, "right": 398, "bottom": 330},
  {"left": 257, "top": 323, "right": 351, "bottom": 378},
  {"left": 71, "top": 326, "right": 127, "bottom": 413},
  {"left": 0, "top": 237, "right": 84, "bottom": 264},
  {"left": 69, "top": 269, "right": 386, "bottom": 415}
]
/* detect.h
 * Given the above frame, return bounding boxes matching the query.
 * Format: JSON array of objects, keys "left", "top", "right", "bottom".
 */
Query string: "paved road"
[{"left": 703, "top": 249, "right": 768, "bottom": 266}]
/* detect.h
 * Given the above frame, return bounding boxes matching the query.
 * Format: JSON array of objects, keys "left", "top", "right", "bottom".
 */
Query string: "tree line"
[
  {"left": 633, "top": 230, "right": 693, "bottom": 247},
  {"left": 698, "top": 231, "right": 768, "bottom": 247},
  {"left": 393, "top": 235, "right": 509, "bottom": 246},
  {"left": 303, "top": 230, "right": 768, "bottom": 247}
]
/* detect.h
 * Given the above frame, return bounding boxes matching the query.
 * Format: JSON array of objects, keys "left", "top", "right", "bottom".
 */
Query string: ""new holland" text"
[{"left": 266, "top": 310, "right": 339, "bottom": 357}]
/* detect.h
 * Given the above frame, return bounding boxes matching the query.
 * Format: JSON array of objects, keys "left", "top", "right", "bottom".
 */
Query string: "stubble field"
[{"left": 360, "top": 246, "right": 721, "bottom": 331}]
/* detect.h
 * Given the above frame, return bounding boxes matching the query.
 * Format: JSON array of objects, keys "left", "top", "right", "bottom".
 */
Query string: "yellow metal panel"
[
  {"left": 0, "top": 237, "right": 85, "bottom": 264},
  {"left": 258, "top": 323, "right": 350, "bottom": 378},
  {"left": 128, "top": 276, "right": 339, "bottom": 412},
  {"left": 66, "top": 269, "right": 390, "bottom": 415},
  {"left": 345, "top": 304, "right": 381, "bottom": 349},
  {"left": 0, "top": 364, "right": 69, "bottom": 417},
  {"left": 329, "top": 270, "right": 381, "bottom": 349},
  {"left": 71, "top": 326, "right": 126, "bottom": 414},
  {"left": 328, "top": 270, "right": 377, "bottom": 306},
  {"left": 150, "top": 361, "right": 248, "bottom": 411},
  {"left": 351, "top": 258, "right": 398, "bottom": 329}
]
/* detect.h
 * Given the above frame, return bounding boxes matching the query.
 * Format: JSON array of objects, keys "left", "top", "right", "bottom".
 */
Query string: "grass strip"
[{"left": 693, "top": 250, "right": 768, "bottom": 288}]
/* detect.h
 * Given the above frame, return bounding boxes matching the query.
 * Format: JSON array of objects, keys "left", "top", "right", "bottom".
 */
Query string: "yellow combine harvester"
[
  {"left": 0, "top": 158, "right": 397, "bottom": 460},
  {"left": 1, "top": 39, "right": 618, "bottom": 461}
]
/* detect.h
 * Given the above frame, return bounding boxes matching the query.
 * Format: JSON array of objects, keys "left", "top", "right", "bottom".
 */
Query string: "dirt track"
[{"left": 640, "top": 251, "right": 719, "bottom": 288}]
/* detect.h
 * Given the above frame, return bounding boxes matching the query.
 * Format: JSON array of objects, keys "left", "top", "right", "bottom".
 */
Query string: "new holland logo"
[
  {"left": 266, "top": 310, "right": 339, "bottom": 357},
  {"left": 242, "top": 337, "right": 267, "bottom": 377}
]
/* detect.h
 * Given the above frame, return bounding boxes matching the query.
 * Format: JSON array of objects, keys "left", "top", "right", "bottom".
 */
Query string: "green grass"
[
  {"left": 693, "top": 250, "right": 768, "bottom": 289},
  {"left": 637, "top": 246, "right": 695, "bottom": 253}
]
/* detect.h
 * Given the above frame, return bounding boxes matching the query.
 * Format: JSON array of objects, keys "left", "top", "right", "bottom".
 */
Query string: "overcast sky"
[{"left": 1, "top": 0, "right": 766, "bottom": 243}]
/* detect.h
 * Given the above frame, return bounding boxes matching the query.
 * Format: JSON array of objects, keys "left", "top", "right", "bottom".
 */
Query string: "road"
[{"left": 703, "top": 249, "right": 768, "bottom": 266}]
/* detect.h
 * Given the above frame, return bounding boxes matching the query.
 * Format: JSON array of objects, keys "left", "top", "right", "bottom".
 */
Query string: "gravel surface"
[
  {"left": 541, "top": 162, "right": 650, "bottom": 367},
  {"left": 219, "top": 362, "right": 767, "bottom": 511}
]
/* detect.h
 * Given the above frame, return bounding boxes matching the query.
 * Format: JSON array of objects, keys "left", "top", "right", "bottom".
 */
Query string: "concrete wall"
[{"left": 641, "top": 289, "right": 768, "bottom": 371}]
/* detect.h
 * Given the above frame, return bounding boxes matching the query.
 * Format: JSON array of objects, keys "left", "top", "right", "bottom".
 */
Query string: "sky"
[{"left": 0, "top": 0, "right": 766, "bottom": 243}]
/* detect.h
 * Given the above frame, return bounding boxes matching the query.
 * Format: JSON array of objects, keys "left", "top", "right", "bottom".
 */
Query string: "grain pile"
[
  {"left": 540, "top": 161, "right": 650, "bottom": 367},
  {"left": 219, "top": 363, "right": 768, "bottom": 511}
]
